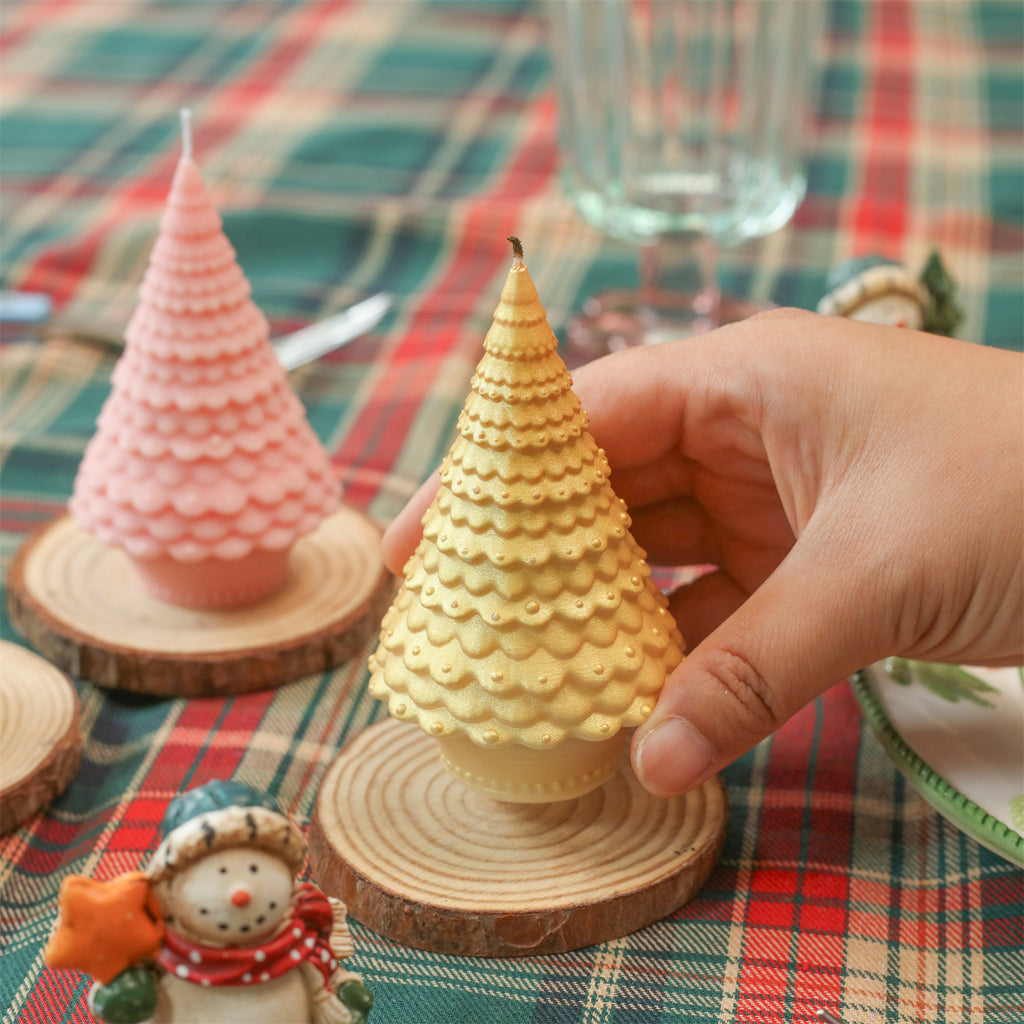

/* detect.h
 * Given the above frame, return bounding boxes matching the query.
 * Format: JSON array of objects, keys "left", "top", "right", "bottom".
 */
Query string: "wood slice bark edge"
[{"left": 0, "top": 642, "right": 83, "bottom": 834}]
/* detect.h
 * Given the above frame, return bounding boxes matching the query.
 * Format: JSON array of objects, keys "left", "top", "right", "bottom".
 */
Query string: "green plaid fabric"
[{"left": 1, "top": 2, "right": 1021, "bottom": 1022}]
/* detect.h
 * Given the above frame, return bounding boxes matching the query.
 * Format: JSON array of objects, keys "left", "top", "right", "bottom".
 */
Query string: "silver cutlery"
[
  {"left": 272, "top": 292, "right": 391, "bottom": 370},
  {"left": 0, "top": 290, "right": 392, "bottom": 370}
]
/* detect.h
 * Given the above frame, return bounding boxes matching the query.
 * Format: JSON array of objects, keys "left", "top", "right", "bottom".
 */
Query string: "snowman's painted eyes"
[
  {"left": 199, "top": 908, "right": 209, "bottom": 916},
  {"left": 249, "top": 863, "right": 259, "bottom": 873},
  {"left": 219, "top": 866, "right": 228, "bottom": 874}
]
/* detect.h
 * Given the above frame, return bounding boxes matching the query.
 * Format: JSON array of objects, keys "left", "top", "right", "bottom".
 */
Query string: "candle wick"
[
  {"left": 507, "top": 235, "right": 524, "bottom": 260},
  {"left": 180, "top": 108, "right": 193, "bottom": 160}
]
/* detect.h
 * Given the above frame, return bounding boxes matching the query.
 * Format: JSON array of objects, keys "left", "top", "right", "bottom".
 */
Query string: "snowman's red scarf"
[{"left": 156, "top": 883, "right": 337, "bottom": 988}]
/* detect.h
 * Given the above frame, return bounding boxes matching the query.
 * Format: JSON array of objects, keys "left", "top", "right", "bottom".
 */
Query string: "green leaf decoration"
[
  {"left": 888, "top": 658, "right": 914, "bottom": 686},
  {"left": 888, "top": 659, "right": 998, "bottom": 707},
  {"left": 1010, "top": 794, "right": 1024, "bottom": 833},
  {"left": 920, "top": 249, "right": 963, "bottom": 337}
]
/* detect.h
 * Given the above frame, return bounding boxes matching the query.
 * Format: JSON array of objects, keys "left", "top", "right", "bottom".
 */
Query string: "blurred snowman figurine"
[
  {"left": 45, "top": 780, "right": 373, "bottom": 1024},
  {"left": 817, "top": 250, "right": 962, "bottom": 336}
]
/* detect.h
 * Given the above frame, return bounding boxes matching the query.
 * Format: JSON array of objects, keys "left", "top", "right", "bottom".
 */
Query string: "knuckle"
[
  {"left": 749, "top": 305, "right": 812, "bottom": 325},
  {"left": 698, "top": 645, "right": 784, "bottom": 737}
]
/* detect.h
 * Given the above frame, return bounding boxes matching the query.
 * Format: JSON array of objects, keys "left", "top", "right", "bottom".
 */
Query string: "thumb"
[{"left": 631, "top": 539, "right": 891, "bottom": 797}]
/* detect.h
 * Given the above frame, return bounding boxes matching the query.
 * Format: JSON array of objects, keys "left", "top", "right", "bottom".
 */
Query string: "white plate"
[{"left": 853, "top": 660, "right": 1024, "bottom": 865}]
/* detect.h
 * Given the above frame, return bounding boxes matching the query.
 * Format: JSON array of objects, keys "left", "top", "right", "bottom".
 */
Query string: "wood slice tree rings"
[
  {"left": 0, "top": 640, "right": 82, "bottom": 834},
  {"left": 309, "top": 718, "right": 728, "bottom": 957},
  {"left": 6, "top": 506, "right": 393, "bottom": 697}
]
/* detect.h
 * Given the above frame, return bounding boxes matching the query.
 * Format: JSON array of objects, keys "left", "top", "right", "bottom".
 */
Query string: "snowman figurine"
[
  {"left": 45, "top": 780, "right": 373, "bottom": 1024},
  {"left": 816, "top": 250, "right": 962, "bottom": 336}
]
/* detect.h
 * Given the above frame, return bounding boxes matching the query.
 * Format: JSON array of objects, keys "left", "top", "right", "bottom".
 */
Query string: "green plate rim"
[{"left": 851, "top": 667, "right": 1024, "bottom": 867}]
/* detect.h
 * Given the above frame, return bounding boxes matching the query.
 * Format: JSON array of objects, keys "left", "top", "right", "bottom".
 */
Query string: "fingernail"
[{"left": 634, "top": 717, "right": 716, "bottom": 797}]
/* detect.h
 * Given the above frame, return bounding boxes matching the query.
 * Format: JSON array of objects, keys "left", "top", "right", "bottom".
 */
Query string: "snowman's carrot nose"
[{"left": 230, "top": 887, "right": 251, "bottom": 908}]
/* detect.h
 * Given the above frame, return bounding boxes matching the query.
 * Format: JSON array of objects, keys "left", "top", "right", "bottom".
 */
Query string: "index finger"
[{"left": 570, "top": 312, "right": 777, "bottom": 473}]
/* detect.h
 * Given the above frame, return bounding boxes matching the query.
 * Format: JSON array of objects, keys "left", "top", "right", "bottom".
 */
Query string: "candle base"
[
  {"left": 131, "top": 549, "right": 290, "bottom": 610},
  {"left": 436, "top": 731, "right": 627, "bottom": 803}
]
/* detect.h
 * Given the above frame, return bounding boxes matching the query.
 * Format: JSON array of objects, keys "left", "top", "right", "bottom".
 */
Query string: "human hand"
[{"left": 381, "top": 309, "right": 1023, "bottom": 797}]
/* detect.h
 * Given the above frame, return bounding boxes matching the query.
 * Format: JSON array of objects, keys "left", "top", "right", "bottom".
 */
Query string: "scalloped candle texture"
[
  {"left": 70, "top": 153, "right": 340, "bottom": 596},
  {"left": 368, "top": 252, "right": 684, "bottom": 752}
]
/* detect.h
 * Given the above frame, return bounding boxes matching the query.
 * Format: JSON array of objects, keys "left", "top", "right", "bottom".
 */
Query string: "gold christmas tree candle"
[{"left": 368, "top": 239, "right": 683, "bottom": 802}]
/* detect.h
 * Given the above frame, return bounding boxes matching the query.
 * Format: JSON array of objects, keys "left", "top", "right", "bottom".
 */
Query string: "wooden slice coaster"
[
  {"left": 6, "top": 506, "right": 393, "bottom": 697},
  {"left": 0, "top": 640, "right": 82, "bottom": 835},
  {"left": 309, "top": 718, "right": 728, "bottom": 957}
]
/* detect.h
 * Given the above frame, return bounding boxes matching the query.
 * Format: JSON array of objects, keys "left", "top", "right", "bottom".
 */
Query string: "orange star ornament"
[{"left": 44, "top": 871, "right": 164, "bottom": 984}]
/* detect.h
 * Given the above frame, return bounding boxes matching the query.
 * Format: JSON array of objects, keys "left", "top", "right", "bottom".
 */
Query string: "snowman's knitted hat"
[
  {"left": 816, "top": 254, "right": 925, "bottom": 318},
  {"left": 147, "top": 780, "right": 306, "bottom": 883}
]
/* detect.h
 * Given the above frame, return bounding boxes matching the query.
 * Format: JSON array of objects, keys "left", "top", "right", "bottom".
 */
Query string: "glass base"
[{"left": 563, "top": 288, "right": 770, "bottom": 365}]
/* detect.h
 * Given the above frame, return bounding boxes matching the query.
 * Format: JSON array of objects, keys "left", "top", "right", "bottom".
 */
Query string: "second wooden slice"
[
  {"left": 0, "top": 640, "right": 82, "bottom": 834},
  {"left": 6, "top": 506, "right": 393, "bottom": 697},
  {"left": 309, "top": 718, "right": 727, "bottom": 957}
]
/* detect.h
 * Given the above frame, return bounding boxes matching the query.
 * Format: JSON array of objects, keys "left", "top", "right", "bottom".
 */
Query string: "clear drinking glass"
[{"left": 547, "top": 0, "right": 822, "bottom": 357}]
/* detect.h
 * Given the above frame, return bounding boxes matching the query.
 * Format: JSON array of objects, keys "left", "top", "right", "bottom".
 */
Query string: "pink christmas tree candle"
[{"left": 70, "top": 112, "right": 340, "bottom": 609}]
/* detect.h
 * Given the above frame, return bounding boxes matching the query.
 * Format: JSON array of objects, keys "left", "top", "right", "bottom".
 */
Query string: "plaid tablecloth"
[{"left": 1, "top": 2, "right": 1021, "bottom": 1022}]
